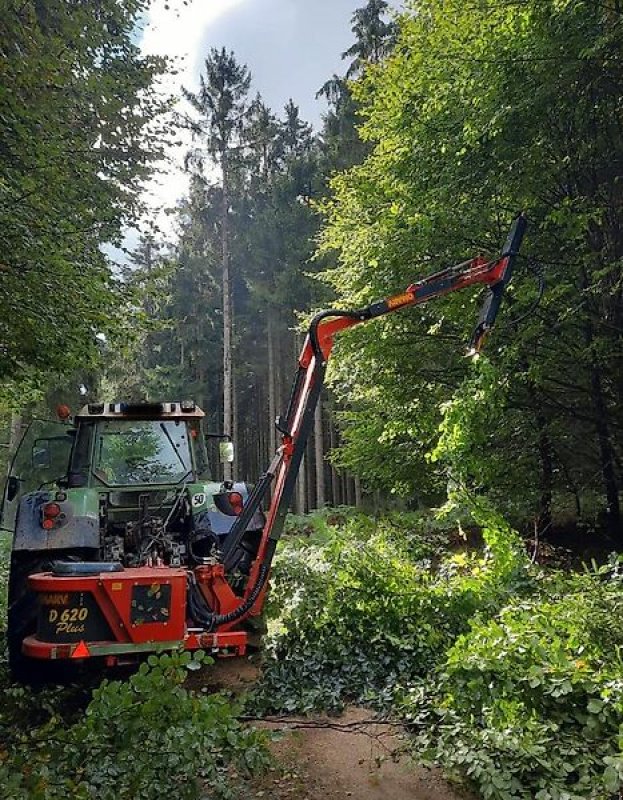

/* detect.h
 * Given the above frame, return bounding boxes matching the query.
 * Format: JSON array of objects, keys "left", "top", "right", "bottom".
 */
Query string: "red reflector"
[
  {"left": 44, "top": 503, "right": 61, "bottom": 518},
  {"left": 71, "top": 640, "right": 90, "bottom": 659},
  {"left": 229, "top": 491, "right": 243, "bottom": 514},
  {"left": 42, "top": 518, "right": 55, "bottom": 530}
]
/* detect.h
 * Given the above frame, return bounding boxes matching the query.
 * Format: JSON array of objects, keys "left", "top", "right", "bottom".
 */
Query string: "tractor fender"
[
  {"left": 192, "top": 482, "right": 265, "bottom": 537},
  {"left": 13, "top": 491, "right": 99, "bottom": 552}
]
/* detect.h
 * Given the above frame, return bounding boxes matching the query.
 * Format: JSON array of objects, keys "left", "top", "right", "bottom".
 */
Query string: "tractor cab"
[{"left": 68, "top": 401, "right": 209, "bottom": 490}]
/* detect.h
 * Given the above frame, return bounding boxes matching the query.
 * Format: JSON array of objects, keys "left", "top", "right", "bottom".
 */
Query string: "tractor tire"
[
  {"left": 7, "top": 552, "right": 50, "bottom": 684},
  {"left": 7, "top": 550, "right": 95, "bottom": 685}
]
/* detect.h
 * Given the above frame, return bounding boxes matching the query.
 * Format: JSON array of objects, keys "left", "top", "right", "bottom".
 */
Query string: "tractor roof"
[{"left": 75, "top": 401, "right": 205, "bottom": 421}]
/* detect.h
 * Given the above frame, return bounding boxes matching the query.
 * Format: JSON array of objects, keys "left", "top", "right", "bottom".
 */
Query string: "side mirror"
[
  {"left": 219, "top": 441, "right": 234, "bottom": 463},
  {"left": 32, "top": 443, "right": 51, "bottom": 469},
  {"left": 6, "top": 475, "right": 20, "bottom": 502}
]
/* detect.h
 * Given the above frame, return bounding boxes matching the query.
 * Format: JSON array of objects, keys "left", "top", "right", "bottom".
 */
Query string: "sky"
[{"left": 130, "top": 0, "right": 401, "bottom": 247}]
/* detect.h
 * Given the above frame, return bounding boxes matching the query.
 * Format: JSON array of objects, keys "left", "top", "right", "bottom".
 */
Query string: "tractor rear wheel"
[
  {"left": 7, "top": 550, "right": 96, "bottom": 684},
  {"left": 7, "top": 552, "right": 50, "bottom": 684}
]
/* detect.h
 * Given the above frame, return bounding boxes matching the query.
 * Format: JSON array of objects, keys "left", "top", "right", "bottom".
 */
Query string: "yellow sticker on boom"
[{"left": 387, "top": 292, "right": 413, "bottom": 310}]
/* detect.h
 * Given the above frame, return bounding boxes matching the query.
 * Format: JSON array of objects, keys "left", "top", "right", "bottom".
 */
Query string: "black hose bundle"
[{"left": 186, "top": 564, "right": 270, "bottom": 633}]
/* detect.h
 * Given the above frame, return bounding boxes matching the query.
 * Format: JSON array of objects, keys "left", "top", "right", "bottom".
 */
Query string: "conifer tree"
[{"left": 184, "top": 49, "right": 251, "bottom": 479}]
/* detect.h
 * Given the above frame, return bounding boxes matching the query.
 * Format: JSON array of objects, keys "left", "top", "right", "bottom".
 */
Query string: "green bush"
[
  {"left": 256, "top": 507, "right": 623, "bottom": 798},
  {"left": 283, "top": 506, "right": 357, "bottom": 538},
  {"left": 405, "top": 568, "right": 623, "bottom": 799},
  {"left": 254, "top": 507, "right": 529, "bottom": 713},
  {"left": 0, "top": 651, "right": 269, "bottom": 800}
]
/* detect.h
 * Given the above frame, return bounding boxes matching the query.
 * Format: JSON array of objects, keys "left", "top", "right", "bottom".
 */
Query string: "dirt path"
[
  {"left": 254, "top": 707, "right": 471, "bottom": 800},
  {"left": 197, "top": 658, "right": 471, "bottom": 800}
]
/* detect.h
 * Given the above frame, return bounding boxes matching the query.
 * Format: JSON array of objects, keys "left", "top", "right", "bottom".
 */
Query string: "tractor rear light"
[
  {"left": 228, "top": 491, "right": 244, "bottom": 515},
  {"left": 44, "top": 502, "right": 61, "bottom": 518},
  {"left": 42, "top": 501, "right": 62, "bottom": 529}
]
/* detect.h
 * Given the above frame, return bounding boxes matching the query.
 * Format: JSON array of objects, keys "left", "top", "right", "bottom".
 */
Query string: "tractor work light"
[
  {"left": 180, "top": 400, "right": 196, "bottom": 413},
  {"left": 88, "top": 402, "right": 105, "bottom": 414}
]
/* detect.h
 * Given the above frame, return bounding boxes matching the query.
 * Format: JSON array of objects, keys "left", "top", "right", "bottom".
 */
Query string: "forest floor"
[{"left": 198, "top": 657, "right": 472, "bottom": 800}]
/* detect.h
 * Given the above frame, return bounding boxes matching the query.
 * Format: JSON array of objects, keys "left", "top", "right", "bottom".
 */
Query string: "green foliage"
[
  {"left": 318, "top": 0, "right": 623, "bottom": 527},
  {"left": 406, "top": 567, "right": 623, "bottom": 799},
  {"left": 252, "top": 509, "right": 529, "bottom": 713},
  {"left": 0, "top": 1, "right": 169, "bottom": 405},
  {"left": 253, "top": 508, "right": 623, "bottom": 797},
  {"left": 430, "top": 357, "right": 508, "bottom": 488},
  {"left": 0, "top": 651, "right": 269, "bottom": 800},
  {"left": 283, "top": 505, "right": 358, "bottom": 538}
]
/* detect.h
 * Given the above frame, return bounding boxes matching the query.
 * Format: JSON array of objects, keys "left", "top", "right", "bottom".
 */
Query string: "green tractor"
[{"left": 1, "top": 401, "right": 265, "bottom": 681}]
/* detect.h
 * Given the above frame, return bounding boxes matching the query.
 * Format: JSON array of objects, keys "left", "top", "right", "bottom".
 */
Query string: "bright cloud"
[{"left": 138, "top": 0, "right": 248, "bottom": 236}]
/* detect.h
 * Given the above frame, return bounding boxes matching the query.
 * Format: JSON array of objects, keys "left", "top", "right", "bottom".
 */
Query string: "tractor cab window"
[
  {"left": 93, "top": 420, "right": 192, "bottom": 487},
  {"left": 189, "top": 421, "right": 210, "bottom": 479}
]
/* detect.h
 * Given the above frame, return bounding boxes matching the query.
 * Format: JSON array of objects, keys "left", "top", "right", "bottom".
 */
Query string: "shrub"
[
  {"left": 405, "top": 568, "right": 623, "bottom": 799},
  {"left": 253, "top": 507, "right": 529, "bottom": 713},
  {"left": 0, "top": 651, "right": 269, "bottom": 800}
]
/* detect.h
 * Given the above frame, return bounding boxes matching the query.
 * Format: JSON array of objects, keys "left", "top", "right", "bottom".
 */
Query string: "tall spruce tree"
[{"left": 184, "top": 49, "right": 251, "bottom": 479}]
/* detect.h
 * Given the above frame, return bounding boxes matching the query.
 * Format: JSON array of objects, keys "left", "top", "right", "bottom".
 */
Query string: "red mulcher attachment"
[
  {"left": 25, "top": 563, "right": 258, "bottom": 663},
  {"left": 24, "top": 215, "right": 527, "bottom": 666}
]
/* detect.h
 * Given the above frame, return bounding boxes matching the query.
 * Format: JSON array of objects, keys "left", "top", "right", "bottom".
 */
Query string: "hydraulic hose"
[
  {"left": 187, "top": 563, "right": 270, "bottom": 633},
  {"left": 308, "top": 309, "right": 368, "bottom": 363}
]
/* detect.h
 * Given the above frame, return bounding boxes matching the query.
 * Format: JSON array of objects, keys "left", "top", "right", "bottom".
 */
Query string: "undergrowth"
[
  {"left": 252, "top": 505, "right": 623, "bottom": 799},
  {"left": 255, "top": 503, "right": 529, "bottom": 713},
  {"left": 0, "top": 650, "right": 269, "bottom": 800}
]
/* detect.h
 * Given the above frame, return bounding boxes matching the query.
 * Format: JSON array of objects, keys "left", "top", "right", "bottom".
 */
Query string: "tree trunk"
[
  {"left": 346, "top": 474, "right": 355, "bottom": 506},
  {"left": 221, "top": 152, "right": 233, "bottom": 481},
  {"left": 578, "top": 265, "right": 620, "bottom": 538},
  {"left": 346, "top": 473, "right": 352, "bottom": 507},
  {"left": 354, "top": 476, "right": 362, "bottom": 508},
  {"left": 589, "top": 358, "right": 620, "bottom": 537},
  {"left": 267, "top": 312, "right": 277, "bottom": 456},
  {"left": 306, "top": 445, "right": 315, "bottom": 512},
  {"left": 197, "top": 362, "right": 207, "bottom": 437},
  {"left": 328, "top": 400, "right": 340, "bottom": 506},
  {"left": 296, "top": 455, "right": 306, "bottom": 514},
  {"left": 314, "top": 400, "right": 325, "bottom": 508},
  {"left": 233, "top": 368, "right": 239, "bottom": 477},
  {"left": 535, "top": 409, "right": 553, "bottom": 535}
]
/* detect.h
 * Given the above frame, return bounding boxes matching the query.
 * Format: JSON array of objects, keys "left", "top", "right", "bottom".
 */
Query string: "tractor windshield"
[{"left": 93, "top": 419, "right": 192, "bottom": 486}]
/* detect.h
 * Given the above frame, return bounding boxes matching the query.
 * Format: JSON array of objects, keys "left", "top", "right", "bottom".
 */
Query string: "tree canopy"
[
  {"left": 0, "top": 0, "right": 168, "bottom": 407},
  {"left": 319, "top": 0, "right": 623, "bottom": 534}
]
